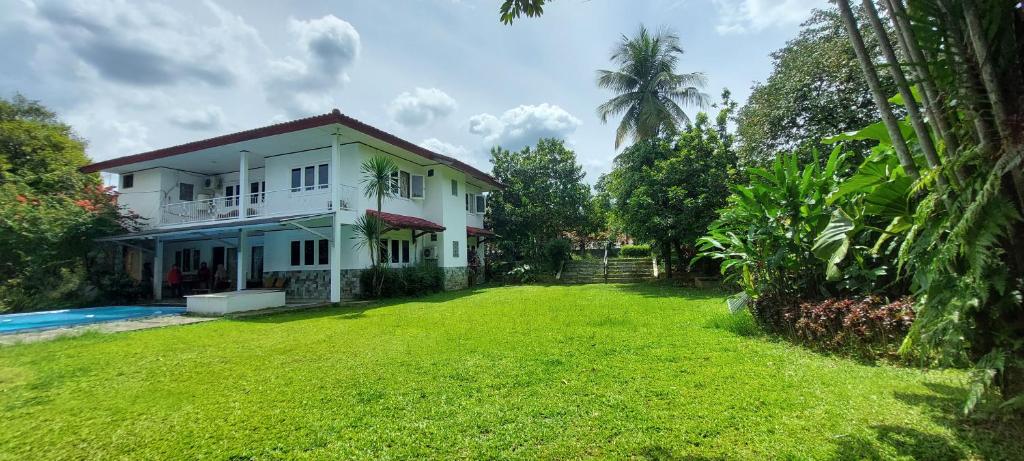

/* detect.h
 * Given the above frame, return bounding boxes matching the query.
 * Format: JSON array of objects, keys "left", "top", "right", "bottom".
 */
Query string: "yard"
[{"left": 0, "top": 284, "right": 1020, "bottom": 460}]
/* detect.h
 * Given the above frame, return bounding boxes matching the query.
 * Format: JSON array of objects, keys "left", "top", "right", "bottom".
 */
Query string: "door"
[{"left": 251, "top": 246, "right": 264, "bottom": 285}]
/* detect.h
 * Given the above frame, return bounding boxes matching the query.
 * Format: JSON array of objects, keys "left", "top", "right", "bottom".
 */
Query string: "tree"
[
  {"left": 356, "top": 155, "right": 398, "bottom": 296},
  {"left": 487, "top": 138, "right": 592, "bottom": 261},
  {"left": 0, "top": 94, "right": 135, "bottom": 311},
  {"left": 596, "top": 25, "right": 710, "bottom": 149},
  {"left": 735, "top": 7, "right": 901, "bottom": 168},
  {"left": 606, "top": 95, "right": 737, "bottom": 276}
]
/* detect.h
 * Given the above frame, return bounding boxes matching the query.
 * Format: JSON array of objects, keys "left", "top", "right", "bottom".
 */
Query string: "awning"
[
  {"left": 97, "top": 212, "right": 332, "bottom": 242},
  {"left": 467, "top": 226, "right": 496, "bottom": 237},
  {"left": 367, "top": 210, "right": 445, "bottom": 232}
]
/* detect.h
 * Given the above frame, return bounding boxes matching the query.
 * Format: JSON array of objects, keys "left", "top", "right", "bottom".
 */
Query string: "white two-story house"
[{"left": 83, "top": 109, "right": 500, "bottom": 303}]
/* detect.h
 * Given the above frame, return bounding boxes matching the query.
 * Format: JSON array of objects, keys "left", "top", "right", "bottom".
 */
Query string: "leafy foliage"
[
  {"left": 789, "top": 296, "right": 915, "bottom": 359},
  {"left": 618, "top": 244, "right": 651, "bottom": 258},
  {"left": 487, "top": 138, "right": 593, "bottom": 262},
  {"left": 542, "top": 238, "right": 572, "bottom": 272},
  {"left": 358, "top": 265, "right": 445, "bottom": 299}
]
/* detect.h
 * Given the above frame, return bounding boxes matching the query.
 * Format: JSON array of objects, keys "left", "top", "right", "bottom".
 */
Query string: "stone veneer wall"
[{"left": 442, "top": 266, "right": 469, "bottom": 291}]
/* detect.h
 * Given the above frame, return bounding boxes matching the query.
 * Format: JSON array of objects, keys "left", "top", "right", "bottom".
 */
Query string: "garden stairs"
[{"left": 560, "top": 258, "right": 655, "bottom": 284}]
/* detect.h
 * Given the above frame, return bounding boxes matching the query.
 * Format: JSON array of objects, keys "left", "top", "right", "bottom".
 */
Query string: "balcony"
[{"left": 159, "top": 185, "right": 356, "bottom": 227}]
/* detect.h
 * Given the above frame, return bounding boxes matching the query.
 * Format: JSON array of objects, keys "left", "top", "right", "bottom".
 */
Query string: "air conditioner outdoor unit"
[{"left": 423, "top": 246, "right": 438, "bottom": 260}]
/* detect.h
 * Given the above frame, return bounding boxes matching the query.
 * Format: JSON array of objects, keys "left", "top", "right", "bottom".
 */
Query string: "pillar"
[
  {"left": 238, "top": 150, "right": 249, "bottom": 221},
  {"left": 153, "top": 237, "right": 163, "bottom": 301},
  {"left": 329, "top": 133, "right": 342, "bottom": 303},
  {"left": 237, "top": 229, "right": 248, "bottom": 291}
]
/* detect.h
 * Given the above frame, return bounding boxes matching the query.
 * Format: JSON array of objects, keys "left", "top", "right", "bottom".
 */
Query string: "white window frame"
[
  {"left": 289, "top": 238, "right": 330, "bottom": 268},
  {"left": 290, "top": 163, "right": 329, "bottom": 194},
  {"left": 411, "top": 174, "right": 425, "bottom": 199}
]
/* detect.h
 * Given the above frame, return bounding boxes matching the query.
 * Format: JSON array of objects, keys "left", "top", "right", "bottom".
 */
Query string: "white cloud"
[
  {"left": 168, "top": 105, "right": 226, "bottom": 131},
  {"left": 712, "top": 0, "right": 822, "bottom": 35},
  {"left": 388, "top": 88, "right": 457, "bottom": 127},
  {"left": 264, "top": 15, "right": 361, "bottom": 117},
  {"left": 468, "top": 103, "right": 581, "bottom": 150}
]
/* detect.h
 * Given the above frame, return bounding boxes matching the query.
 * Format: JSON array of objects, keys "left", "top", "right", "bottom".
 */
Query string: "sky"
[{"left": 0, "top": 0, "right": 824, "bottom": 184}]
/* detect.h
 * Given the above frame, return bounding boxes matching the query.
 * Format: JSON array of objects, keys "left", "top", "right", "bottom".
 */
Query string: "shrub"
[
  {"left": 505, "top": 264, "right": 536, "bottom": 284},
  {"left": 543, "top": 238, "right": 572, "bottom": 272},
  {"left": 359, "top": 265, "right": 444, "bottom": 299},
  {"left": 787, "top": 296, "right": 915, "bottom": 359},
  {"left": 619, "top": 244, "right": 651, "bottom": 258}
]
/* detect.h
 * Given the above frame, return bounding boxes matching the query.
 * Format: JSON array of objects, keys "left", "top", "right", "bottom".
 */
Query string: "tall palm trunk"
[
  {"left": 861, "top": 0, "right": 946, "bottom": 187},
  {"left": 837, "top": 0, "right": 920, "bottom": 179},
  {"left": 882, "top": 0, "right": 966, "bottom": 184},
  {"left": 962, "top": 0, "right": 1012, "bottom": 141}
]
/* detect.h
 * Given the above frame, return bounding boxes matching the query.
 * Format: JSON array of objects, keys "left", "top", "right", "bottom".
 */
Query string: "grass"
[{"left": 1, "top": 283, "right": 1021, "bottom": 459}]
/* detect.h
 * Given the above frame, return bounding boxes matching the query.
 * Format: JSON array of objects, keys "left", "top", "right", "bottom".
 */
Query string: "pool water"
[{"left": 0, "top": 306, "right": 186, "bottom": 334}]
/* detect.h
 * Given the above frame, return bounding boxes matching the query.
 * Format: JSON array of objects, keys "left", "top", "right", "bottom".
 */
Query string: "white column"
[
  {"left": 329, "top": 133, "right": 342, "bottom": 303},
  {"left": 153, "top": 237, "right": 163, "bottom": 301},
  {"left": 238, "top": 150, "right": 249, "bottom": 221},
  {"left": 237, "top": 229, "right": 248, "bottom": 291}
]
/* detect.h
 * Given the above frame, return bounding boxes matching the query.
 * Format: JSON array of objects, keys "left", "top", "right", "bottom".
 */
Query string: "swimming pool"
[{"left": 0, "top": 306, "right": 186, "bottom": 334}]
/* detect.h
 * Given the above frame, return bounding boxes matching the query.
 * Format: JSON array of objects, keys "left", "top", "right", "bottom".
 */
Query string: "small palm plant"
[{"left": 356, "top": 155, "right": 399, "bottom": 296}]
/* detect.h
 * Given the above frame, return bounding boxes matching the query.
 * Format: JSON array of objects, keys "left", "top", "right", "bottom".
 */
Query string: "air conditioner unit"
[
  {"left": 203, "top": 177, "right": 222, "bottom": 190},
  {"left": 423, "top": 246, "right": 438, "bottom": 260}
]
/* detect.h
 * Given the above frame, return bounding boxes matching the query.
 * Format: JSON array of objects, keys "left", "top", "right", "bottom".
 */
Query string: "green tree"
[
  {"left": 487, "top": 138, "right": 592, "bottom": 261},
  {"left": 607, "top": 97, "right": 737, "bottom": 276},
  {"left": 0, "top": 94, "right": 134, "bottom": 311},
  {"left": 735, "top": 7, "right": 899, "bottom": 168},
  {"left": 596, "top": 25, "right": 710, "bottom": 148}
]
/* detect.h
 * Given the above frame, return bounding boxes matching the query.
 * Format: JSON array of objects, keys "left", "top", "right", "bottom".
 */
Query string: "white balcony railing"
[{"left": 159, "top": 184, "right": 356, "bottom": 226}]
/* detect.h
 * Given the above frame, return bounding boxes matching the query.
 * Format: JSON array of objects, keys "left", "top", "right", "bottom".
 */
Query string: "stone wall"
[
  {"left": 442, "top": 266, "right": 468, "bottom": 291},
  {"left": 265, "top": 270, "right": 330, "bottom": 301}
]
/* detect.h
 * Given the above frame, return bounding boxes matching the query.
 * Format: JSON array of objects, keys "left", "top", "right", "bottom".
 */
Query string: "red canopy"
[
  {"left": 367, "top": 210, "right": 445, "bottom": 232},
  {"left": 466, "top": 226, "right": 496, "bottom": 237}
]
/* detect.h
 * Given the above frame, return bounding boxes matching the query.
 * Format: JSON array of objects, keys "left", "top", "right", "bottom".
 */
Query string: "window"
[
  {"left": 292, "top": 164, "right": 329, "bottom": 192},
  {"left": 224, "top": 185, "right": 239, "bottom": 206},
  {"left": 451, "top": 179, "right": 458, "bottom": 196},
  {"left": 476, "top": 195, "right": 486, "bottom": 214},
  {"left": 291, "top": 239, "right": 328, "bottom": 267},
  {"left": 318, "top": 239, "right": 329, "bottom": 265},
  {"left": 317, "top": 164, "right": 329, "bottom": 189},
  {"left": 249, "top": 181, "right": 265, "bottom": 204},
  {"left": 430, "top": 233, "right": 437, "bottom": 242},
  {"left": 390, "top": 171, "right": 400, "bottom": 195},
  {"left": 427, "top": 169, "right": 434, "bottom": 177},
  {"left": 304, "top": 240, "right": 315, "bottom": 265},
  {"left": 291, "top": 168, "right": 302, "bottom": 192},
  {"left": 465, "top": 193, "right": 470, "bottom": 211},
  {"left": 453, "top": 241, "right": 460, "bottom": 258},
  {"left": 174, "top": 248, "right": 200, "bottom": 272},
  {"left": 179, "top": 183, "right": 195, "bottom": 202},
  {"left": 290, "top": 241, "right": 301, "bottom": 266},
  {"left": 122, "top": 174, "right": 134, "bottom": 189},
  {"left": 400, "top": 171, "right": 411, "bottom": 199},
  {"left": 304, "top": 166, "right": 315, "bottom": 191},
  {"left": 411, "top": 174, "right": 424, "bottom": 199},
  {"left": 391, "top": 239, "right": 400, "bottom": 263},
  {"left": 402, "top": 240, "right": 410, "bottom": 263}
]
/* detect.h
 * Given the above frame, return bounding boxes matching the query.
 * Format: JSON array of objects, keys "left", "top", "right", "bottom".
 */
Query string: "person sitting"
[{"left": 167, "top": 264, "right": 183, "bottom": 298}]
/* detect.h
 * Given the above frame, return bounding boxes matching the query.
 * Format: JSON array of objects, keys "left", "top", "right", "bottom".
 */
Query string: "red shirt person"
[{"left": 167, "top": 264, "right": 183, "bottom": 297}]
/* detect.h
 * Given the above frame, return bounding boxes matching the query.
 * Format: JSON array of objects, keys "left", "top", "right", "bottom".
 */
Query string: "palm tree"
[
  {"left": 596, "top": 25, "right": 710, "bottom": 148},
  {"left": 360, "top": 156, "right": 399, "bottom": 216}
]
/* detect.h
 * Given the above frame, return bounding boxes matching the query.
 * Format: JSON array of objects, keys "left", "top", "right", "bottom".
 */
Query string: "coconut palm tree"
[
  {"left": 361, "top": 155, "right": 399, "bottom": 216},
  {"left": 596, "top": 25, "right": 710, "bottom": 148}
]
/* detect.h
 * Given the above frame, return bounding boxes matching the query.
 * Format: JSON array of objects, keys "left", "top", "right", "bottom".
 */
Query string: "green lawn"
[{"left": 1, "top": 284, "right": 1020, "bottom": 460}]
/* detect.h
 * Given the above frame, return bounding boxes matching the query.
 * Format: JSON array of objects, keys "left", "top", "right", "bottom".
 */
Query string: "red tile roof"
[
  {"left": 466, "top": 226, "right": 496, "bottom": 237},
  {"left": 367, "top": 210, "right": 445, "bottom": 232},
  {"left": 80, "top": 109, "right": 503, "bottom": 189}
]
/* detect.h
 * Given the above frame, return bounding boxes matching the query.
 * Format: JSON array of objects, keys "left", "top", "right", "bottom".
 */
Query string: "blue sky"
[{"left": 0, "top": 0, "right": 823, "bottom": 183}]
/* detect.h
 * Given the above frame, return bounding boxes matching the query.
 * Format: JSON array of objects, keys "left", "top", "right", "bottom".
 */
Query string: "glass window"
[
  {"left": 391, "top": 239, "right": 400, "bottom": 263},
  {"left": 390, "top": 171, "right": 400, "bottom": 195},
  {"left": 402, "top": 240, "right": 410, "bottom": 263},
  {"left": 476, "top": 195, "right": 485, "bottom": 214},
  {"left": 290, "top": 241, "right": 301, "bottom": 266},
  {"left": 304, "top": 240, "right": 315, "bottom": 265},
  {"left": 291, "top": 168, "right": 301, "bottom": 192},
  {"left": 318, "top": 239, "right": 329, "bottom": 265},
  {"left": 179, "top": 183, "right": 194, "bottom": 202},
  {"left": 304, "top": 166, "right": 315, "bottom": 191},
  {"left": 411, "top": 175, "right": 424, "bottom": 198},
  {"left": 250, "top": 181, "right": 264, "bottom": 204},
  {"left": 465, "top": 193, "right": 470, "bottom": 211},
  {"left": 318, "top": 164, "right": 329, "bottom": 189},
  {"left": 400, "top": 171, "right": 411, "bottom": 198},
  {"left": 182, "top": 249, "right": 192, "bottom": 272},
  {"left": 224, "top": 185, "right": 238, "bottom": 206},
  {"left": 453, "top": 241, "right": 459, "bottom": 258},
  {"left": 122, "top": 174, "right": 134, "bottom": 189},
  {"left": 451, "top": 179, "right": 458, "bottom": 196},
  {"left": 430, "top": 233, "right": 437, "bottom": 242}
]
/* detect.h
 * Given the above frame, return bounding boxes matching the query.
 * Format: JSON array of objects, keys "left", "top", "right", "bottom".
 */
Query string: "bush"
[
  {"left": 543, "top": 238, "right": 572, "bottom": 272},
  {"left": 619, "top": 244, "right": 651, "bottom": 258},
  {"left": 784, "top": 296, "right": 914, "bottom": 359},
  {"left": 359, "top": 265, "right": 444, "bottom": 299},
  {"left": 505, "top": 264, "right": 537, "bottom": 284}
]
